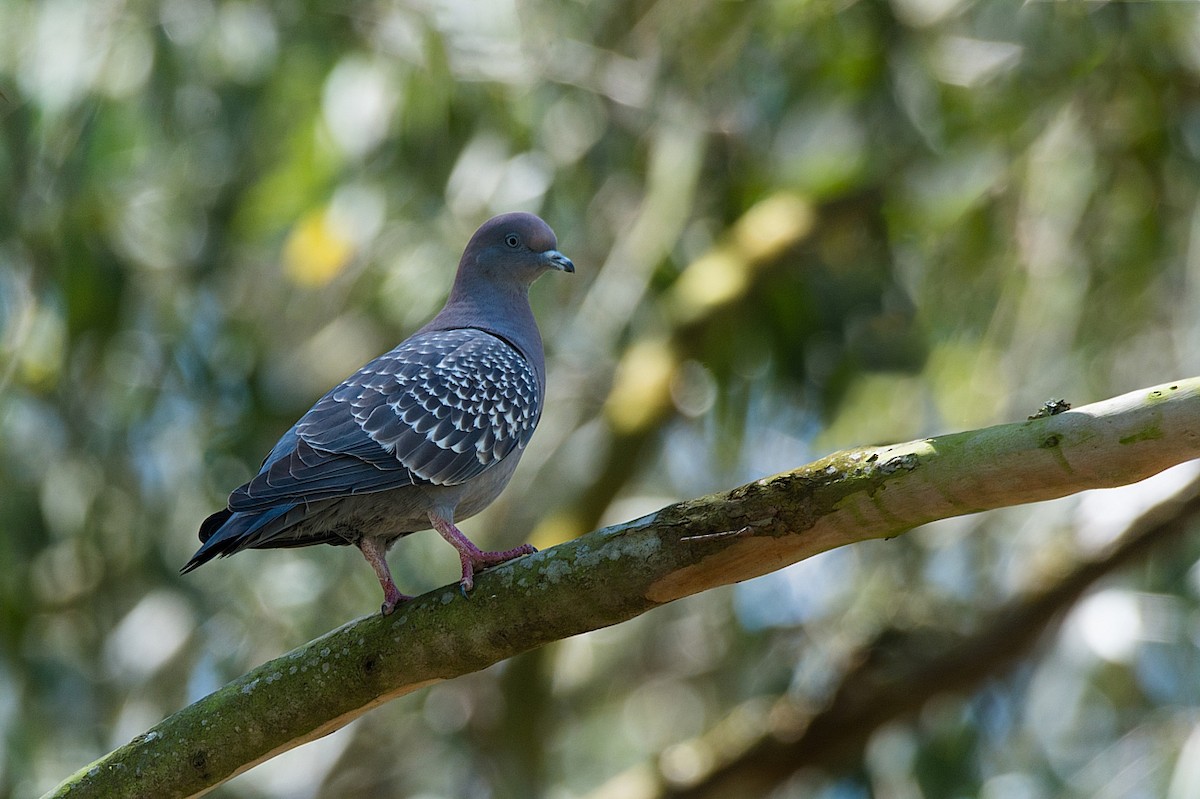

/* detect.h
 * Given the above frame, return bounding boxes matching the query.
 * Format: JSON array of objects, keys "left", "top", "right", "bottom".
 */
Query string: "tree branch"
[
  {"left": 649, "top": 474, "right": 1200, "bottom": 799},
  {"left": 44, "top": 378, "right": 1200, "bottom": 798}
]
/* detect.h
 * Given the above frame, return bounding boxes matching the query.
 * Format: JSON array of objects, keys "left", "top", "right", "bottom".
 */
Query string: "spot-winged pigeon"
[{"left": 182, "top": 212, "right": 574, "bottom": 614}]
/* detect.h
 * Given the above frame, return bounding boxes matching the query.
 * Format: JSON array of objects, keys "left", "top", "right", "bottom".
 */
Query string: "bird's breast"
[{"left": 422, "top": 449, "right": 524, "bottom": 522}]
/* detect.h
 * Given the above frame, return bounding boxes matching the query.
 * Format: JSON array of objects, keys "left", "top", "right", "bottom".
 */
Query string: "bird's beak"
[{"left": 544, "top": 250, "right": 575, "bottom": 273}]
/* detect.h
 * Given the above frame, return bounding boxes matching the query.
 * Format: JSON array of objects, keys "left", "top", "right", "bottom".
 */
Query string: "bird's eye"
[{"left": 504, "top": 234, "right": 521, "bottom": 249}]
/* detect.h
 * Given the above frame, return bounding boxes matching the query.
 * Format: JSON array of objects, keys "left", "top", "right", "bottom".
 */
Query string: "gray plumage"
[{"left": 183, "top": 212, "right": 574, "bottom": 613}]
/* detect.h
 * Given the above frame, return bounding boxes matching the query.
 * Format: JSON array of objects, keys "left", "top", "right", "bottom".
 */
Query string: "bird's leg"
[
  {"left": 357, "top": 537, "right": 411, "bottom": 615},
  {"left": 428, "top": 512, "right": 537, "bottom": 595}
]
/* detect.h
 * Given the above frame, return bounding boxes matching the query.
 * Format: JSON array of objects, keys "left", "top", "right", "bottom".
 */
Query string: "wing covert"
[{"left": 229, "top": 329, "right": 542, "bottom": 511}]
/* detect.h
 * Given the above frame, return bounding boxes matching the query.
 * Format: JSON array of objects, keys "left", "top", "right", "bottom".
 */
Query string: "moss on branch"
[{"left": 45, "top": 378, "right": 1200, "bottom": 799}]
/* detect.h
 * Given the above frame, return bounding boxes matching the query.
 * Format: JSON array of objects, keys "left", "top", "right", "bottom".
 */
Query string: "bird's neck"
[{"left": 424, "top": 276, "right": 546, "bottom": 383}]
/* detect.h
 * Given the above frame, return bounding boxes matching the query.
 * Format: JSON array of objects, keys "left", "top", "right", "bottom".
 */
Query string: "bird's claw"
[
  {"left": 379, "top": 586, "right": 412, "bottom": 616},
  {"left": 456, "top": 544, "right": 537, "bottom": 599}
]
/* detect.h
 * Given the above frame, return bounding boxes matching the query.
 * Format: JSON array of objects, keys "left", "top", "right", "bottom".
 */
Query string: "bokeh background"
[{"left": 4, "top": 1, "right": 1200, "bottom": 797}]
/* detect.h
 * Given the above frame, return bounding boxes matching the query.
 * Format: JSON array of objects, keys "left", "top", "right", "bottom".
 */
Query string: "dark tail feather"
[
  {"left": 198, "top": 508, "right": 232, "bottom": 544},
  {"left": 182, "top": 506, "right": 272, "bottom": 574},
  {"left": 181, "top": 502, "right": 314, "bottom": 574},
  {"left": 180, "top": 508, "right": 235, "bottom": 574}
]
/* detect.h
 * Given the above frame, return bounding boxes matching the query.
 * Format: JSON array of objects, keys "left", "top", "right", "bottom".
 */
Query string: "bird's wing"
[{"left": 228, "top": 328, "right": 543, "bottom": 512}]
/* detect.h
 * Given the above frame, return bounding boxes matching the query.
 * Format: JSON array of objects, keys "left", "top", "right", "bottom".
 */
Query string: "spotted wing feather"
[{"left": 228, "top": 329, "right": 542, "bottom": 512}]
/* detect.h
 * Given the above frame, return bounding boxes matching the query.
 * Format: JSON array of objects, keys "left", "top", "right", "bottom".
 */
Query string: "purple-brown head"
[{"left": 458, "top": 212, "right": 575, "bottom": 286}]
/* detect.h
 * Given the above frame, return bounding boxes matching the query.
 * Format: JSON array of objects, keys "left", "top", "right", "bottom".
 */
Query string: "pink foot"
[
  {"left": 380, "top": 583, "right": 412, "bottom": 616},
  {"left": 358, "top": 537, "right": 413, "bottom": 615},
  {"left": 428, "top": 513, "right": 537, "bottom": 595}
]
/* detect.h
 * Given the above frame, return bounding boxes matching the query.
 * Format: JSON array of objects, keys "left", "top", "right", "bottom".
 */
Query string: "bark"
[
  {"left": 43, "top": 378, "right": 1200, "bottom": 799},
  {"left": 648, "top": 476, "right": 1200, "bottom": 799}
]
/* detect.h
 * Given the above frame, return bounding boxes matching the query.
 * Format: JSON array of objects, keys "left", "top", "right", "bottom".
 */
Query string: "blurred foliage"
[{"left": 2, "top": 0, "right": 1200, "bottom": 797}]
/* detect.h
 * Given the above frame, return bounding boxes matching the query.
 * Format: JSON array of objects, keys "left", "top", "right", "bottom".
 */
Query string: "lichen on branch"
[{"left": 44, "top": 378, "right": 1200, "bottom": 799}]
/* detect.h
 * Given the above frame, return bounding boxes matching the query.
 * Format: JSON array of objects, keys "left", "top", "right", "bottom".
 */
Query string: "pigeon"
[{"left": 182, "top": 212, "right": 574, "bottom": 614}]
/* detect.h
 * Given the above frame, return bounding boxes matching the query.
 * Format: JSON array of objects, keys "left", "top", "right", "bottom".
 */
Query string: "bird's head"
[{"left": 459, "top": 212, "right": 575, "bottom": 287}]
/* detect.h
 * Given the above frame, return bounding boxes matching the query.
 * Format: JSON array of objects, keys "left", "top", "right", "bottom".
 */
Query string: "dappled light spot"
[
  {"left": 604, "top": 338, "right": 677, "bottom": 435},
  {"left": 283, "top": 210, "right": 356, "bottom": 287},
  {"left": 1073, "top": 589, "right": 1141, "bottom": 663},
  {"left": 321, "top": 57, "right": 397, "bottom": 159},
  {"left": 669, "top": 193, "right": 814, "bottom": 324},
  {"left": 103, "top": 591, "right": 195, "bottom": 682}
]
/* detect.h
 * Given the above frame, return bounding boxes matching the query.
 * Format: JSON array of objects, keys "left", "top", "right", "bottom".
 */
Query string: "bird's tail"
[
  {"left": 198, "top": 508, "right": 232, "bottom": 544},
  {"left": 180, "top": 503, "right": 304, "bottom": 574},
  {"left": 181, "top": 501, "right": 355, "bottom": 574}
]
